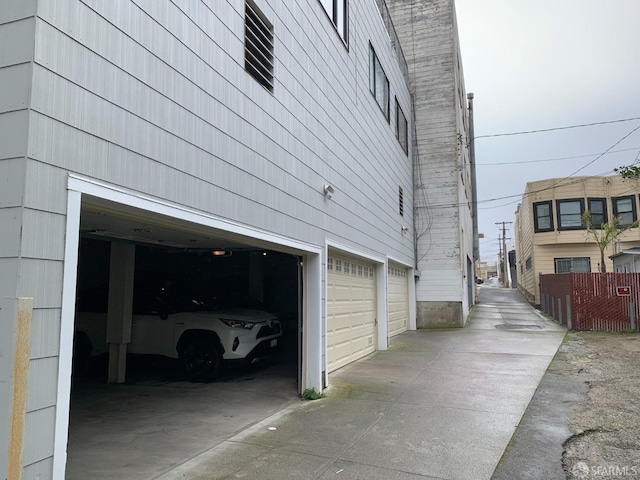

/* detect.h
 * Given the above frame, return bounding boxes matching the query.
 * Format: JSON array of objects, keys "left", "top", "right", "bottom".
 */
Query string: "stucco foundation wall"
[{"left": 416, "top": 300, "right": 463, "bottom": 328}]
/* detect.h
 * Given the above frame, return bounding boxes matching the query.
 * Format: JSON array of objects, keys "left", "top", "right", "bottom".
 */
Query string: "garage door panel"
[
  {"left": 329, "top": 339, "right": 375, "bottom": 368},
  {"left": 388, "top": 263, "right": 409, "bottom": 337},
  {"left": 327, "top": 253, "right": 377, "bottom": 372}
]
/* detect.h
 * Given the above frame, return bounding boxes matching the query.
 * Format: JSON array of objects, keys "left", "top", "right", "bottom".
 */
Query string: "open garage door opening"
[
  {"left": 73, "top": 238, "right": 301, "bottom": 385},
  {"left": 66, "top": 204, "right": 305, "bottom": 479}
]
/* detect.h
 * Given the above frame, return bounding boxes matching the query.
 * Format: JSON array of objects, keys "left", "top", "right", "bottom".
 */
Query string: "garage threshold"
[{"left": 65, "top": 361, "right": 300, "bottom": 480}]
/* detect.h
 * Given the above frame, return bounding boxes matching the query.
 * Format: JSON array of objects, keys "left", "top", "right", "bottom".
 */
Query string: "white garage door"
[
  {"left": 327, "top": 253, "right": 377, "bottom": 372},
  {"left": 388, "top": 262, "right": 409, "bottom": 337}
]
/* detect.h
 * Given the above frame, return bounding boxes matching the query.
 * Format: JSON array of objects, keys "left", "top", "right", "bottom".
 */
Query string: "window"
[
  {"left": 554, "top": 257, "right": 591, "bottom": 273},
  {"left": 556, "top": 199, "right": 584, "bottom": 230},
  {"left": 613, "top": 195, "right": 637, "bottom": 225},
  {"left": 587, "top": 198, "right": 607, "bottom": 227},
  {"left": 396, "top": 98, "right": 408, "bottom": 153},
  {"left": 335, "top": 259, "right": 342, "bottom": 272},
  {"left": 369, "top": 44, "right": 389, "bottom": 120},
  {"left": 533, "top": 201, "right": 553, "bottom": 232},
  {"left": 526, "top": 257, "right": 532, "bottom": 270},
  {"left": 398, "top": 186, "right": 404, "bottom": 217},
  {"left": 327, "top": 257, "right": 333, "bottom": 271},
  {"left": 245, "top": 0, "right": 274, "bottom": 92},
  {"left": 319, "top": 0, "right": 347, "bottom": 42}
]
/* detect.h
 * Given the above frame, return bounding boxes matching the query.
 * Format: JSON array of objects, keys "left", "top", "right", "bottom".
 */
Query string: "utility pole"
[
  {"left": 497, "top": 235, "right": 502, "bottom": 281},
  {"left": 496, "top": 222, "right": 512, "bottom": 288},
  {"left": 467, "top": 93, "right": 479, "bottom": 262}
]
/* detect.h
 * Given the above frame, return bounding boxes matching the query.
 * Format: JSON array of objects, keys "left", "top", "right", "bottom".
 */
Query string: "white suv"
[{"left": 74, "top": 291, "right": 282, "bottom": 382}]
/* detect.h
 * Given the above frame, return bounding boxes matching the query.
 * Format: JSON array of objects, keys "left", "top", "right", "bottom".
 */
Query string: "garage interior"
[{"left": 66, "top": 199, "right": 303, "bottom": 479}]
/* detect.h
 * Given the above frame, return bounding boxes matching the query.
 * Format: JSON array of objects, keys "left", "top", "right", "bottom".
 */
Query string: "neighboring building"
[
  {"left": 0, "top": 1, "right": 433, "bottom": 477},
  {"left": 389, "top": 0, "right": 476, "bottom": 327},
  {"left": 514, "top": 175, "right": 640, "bottom": 304},
  {"left": 611, "top": 247, "right": 640, "bottom": 273},
  {"left": 477, "top": 261, "right": 498, "bottom": 280}
]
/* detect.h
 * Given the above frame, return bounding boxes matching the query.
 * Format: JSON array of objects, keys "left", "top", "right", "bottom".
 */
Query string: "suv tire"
[{"left": 181, "top": 336, "right": 223, "bottom": 382}]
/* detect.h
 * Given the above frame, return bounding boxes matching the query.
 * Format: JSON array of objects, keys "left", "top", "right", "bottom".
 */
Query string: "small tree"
[
  {"left": 614, "top": 164, "right": 640, "bottom": 179},
  {"left": 582, "top": 211, "right": 639, "bottom": 272}
]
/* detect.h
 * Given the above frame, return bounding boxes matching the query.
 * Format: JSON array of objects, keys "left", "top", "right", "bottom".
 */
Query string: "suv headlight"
[{"left": 219, "top": 318, "right": 254, "bottom": 329}]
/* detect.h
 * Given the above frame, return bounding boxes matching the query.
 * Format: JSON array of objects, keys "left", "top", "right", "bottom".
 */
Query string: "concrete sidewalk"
[{"left": 159, "top": 284, "right": 565, "bottom": 480}]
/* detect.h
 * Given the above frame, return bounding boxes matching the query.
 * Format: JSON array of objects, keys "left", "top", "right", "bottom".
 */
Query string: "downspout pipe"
[{"left": 467, "top": 92, "right": 479, "bottom": 261}]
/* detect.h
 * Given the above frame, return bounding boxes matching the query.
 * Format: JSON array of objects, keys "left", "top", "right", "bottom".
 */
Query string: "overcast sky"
[{"left": 454, "top": 0, "right": 640, "bottom": 263}]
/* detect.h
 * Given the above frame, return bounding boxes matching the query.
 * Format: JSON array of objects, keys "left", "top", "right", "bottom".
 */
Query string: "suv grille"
[{"left": 256, "top": 321, "right": 281, "bottom": 339}]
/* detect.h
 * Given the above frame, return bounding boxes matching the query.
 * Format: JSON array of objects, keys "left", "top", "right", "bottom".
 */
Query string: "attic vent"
[{"left": 245, "top": 0, "right": 274, "bottom": 92}]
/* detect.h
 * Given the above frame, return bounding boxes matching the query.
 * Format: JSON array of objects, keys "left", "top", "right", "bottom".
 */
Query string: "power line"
[
  {"left": 428, "top": 122, "right": 640, "bottom": 212},
  {"left": 478, "top": 147, "right": 640, "bottom": 166},
  {"left": 473, "top": 116, "right": 640, "bottom": 140}
]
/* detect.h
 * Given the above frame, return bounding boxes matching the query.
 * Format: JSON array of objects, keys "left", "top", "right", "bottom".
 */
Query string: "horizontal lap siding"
[{"left": 28, "top": 0, "right": 414, "bottom": 263}]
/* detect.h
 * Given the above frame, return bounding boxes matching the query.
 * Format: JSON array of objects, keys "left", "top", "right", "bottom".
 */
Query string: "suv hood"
[{"left": 193, "top": 308, "right": 276, "bottom": 323}]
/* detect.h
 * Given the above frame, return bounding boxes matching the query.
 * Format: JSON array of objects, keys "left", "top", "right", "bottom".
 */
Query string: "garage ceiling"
[{"left": 79, "top": 197, "right": 268, "bottom": 252}]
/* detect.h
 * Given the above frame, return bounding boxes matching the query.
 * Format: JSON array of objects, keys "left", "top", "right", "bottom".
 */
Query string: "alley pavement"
[{"left": 158, "top": 281, "right": 566, "bottom": 480}]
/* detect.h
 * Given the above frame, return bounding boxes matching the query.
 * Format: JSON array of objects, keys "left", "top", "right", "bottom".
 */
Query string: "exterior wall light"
[
  {"left": 323, "top": 184, "right": 335, "bottom": 199},
  {"left": 401, "top": 226, "right": 409, "bottom": 234}
]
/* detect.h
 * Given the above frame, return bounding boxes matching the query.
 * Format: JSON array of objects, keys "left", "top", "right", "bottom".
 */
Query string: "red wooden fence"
[{"left": 539, "top": 273, "right": 640, "bottom": 331}]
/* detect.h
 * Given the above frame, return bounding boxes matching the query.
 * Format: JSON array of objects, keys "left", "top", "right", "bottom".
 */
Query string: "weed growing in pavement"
[{"left": 301, "top": 388, "right": 325, "bottom": 400}]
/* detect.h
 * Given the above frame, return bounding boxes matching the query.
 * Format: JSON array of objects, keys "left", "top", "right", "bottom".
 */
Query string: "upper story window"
[
  {"left": 319, "top": 0, "right": 348, "bottom": 42},
  {"left": 587, "top": 198, "right": 607, "bottom": 227},
  {"left": 556, "top": 198, "right": 584, "bottom": 230},
  {"left": 613, "top": 195, "right": 637, "bottom": 225},
  {"left": 396, "top": 98, "right": 408, "bottom": 154},
  {"left": 245, "top": 0, "right": 274, "bottom": 92},
  {"left": 533, "top": 201, "right": 553, "bottom": 232},
  {"left": 369, "top": 44, "right": 389, "bottom": 121}
]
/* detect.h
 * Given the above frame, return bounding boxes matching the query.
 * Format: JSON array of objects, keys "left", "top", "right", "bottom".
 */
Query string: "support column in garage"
[
  {"left": 248, "top": 251, "right": 264, "bottom": 303},
  {"left": 106, "top": 243, "right": 135, "bottom": 383}
]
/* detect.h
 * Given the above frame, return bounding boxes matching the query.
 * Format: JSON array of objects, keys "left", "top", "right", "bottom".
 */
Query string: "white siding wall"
[
  {"left": 27, "top": 0, "right": 413, "bottom": 260},
  {"left": 0, "top": 0, "right": 415, "bottom": 476},
  {"left": 0, "top": 3, "right": 38, "bottom": 478}
]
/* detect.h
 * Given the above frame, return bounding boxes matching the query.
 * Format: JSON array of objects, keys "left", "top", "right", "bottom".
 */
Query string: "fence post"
[
  {"left": 631, "top": 302, "right": 637, "bottom": 332},
  {"left": 545, "top": 293, "right": 549, "bottom": 315},
  {"left": 566, "top": 295, "right": 572, "bottom": 330},
  {"left": 557, "top": 298, "right": 563, "bottom": 324},
  {"left": 546, "top": 294, "right": 550, "bottom": 313},
  {"left": 550, "top": 295, "right": 555, "bottom": 319}
]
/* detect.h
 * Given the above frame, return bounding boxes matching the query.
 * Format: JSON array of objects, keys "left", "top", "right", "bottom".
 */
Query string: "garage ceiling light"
[{"left": 212, "top": 249, "right": 232, "bottom": 257}]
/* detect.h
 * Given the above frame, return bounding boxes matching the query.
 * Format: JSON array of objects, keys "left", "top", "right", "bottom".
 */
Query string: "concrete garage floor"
[{"left": 66, "top": 353, "right": 300, "bottom": 479}]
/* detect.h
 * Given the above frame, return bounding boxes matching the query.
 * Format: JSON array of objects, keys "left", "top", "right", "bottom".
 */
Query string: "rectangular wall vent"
[{"left": 245, "top": 0, "right": 274, "bottom": 92}]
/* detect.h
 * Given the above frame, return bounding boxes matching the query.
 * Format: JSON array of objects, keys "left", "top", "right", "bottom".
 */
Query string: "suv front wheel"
[{"left": 180, "top": 336, "right": 223, "bottom": 382}]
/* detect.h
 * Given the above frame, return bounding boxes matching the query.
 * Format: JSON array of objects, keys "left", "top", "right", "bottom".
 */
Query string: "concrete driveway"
[{"left": 153, "top": 284, "right": 565, "bottom": 480}]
